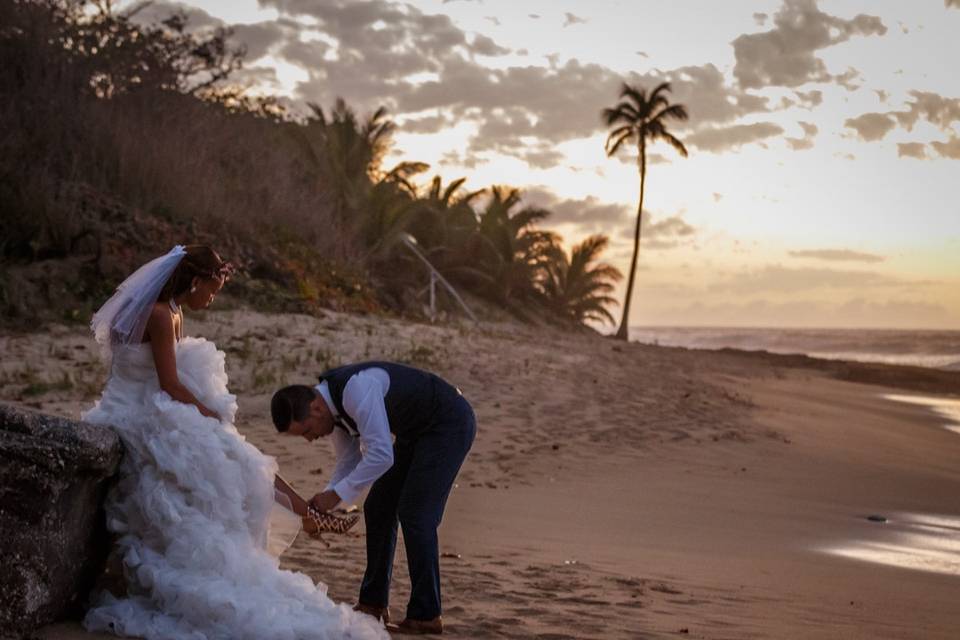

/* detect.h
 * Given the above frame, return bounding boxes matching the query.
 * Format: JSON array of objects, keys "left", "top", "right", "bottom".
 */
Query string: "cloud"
[
  {"left": 897, "top": 142, "right": 927, "bottom": 159},
  {"left": 930, "top": 136, "right": 960, "bottom": 159},
  {"left": 470, "top": 33, "right": 510, "bottom": 56},
  {"left": 947, "top": 0, "right": 959, "bottom": 8},
  {"left": 843, "top": 91, "right": 960, "bottom": 148},
  {"left": 521, "top": 190, "right": 696, "bottom": 250},
  {"left": 644, "top": 215, "right": 697, "bottom": 249},
  {"left": 230, "top": 21, "right": 291, "bottom": 59},
  {"left": 215, "top": 1, "right": 793, "bottom": 164},
  {"left": 614, "top": 213, "right": 698, "bottom": 249},
  {"left": 785, "top": 120, "right": 818, "bottom": 150},
  {"left": 794, "top": 89, "right": 823, "bottom": 109},
  {"left": 518, "top": 146, "right": 567, "bottom": 169},
  {"left": 127, "top": 1, "right": 293, "bottom": 67},
  {"left": 834, "top": 298, "right": 954, "bottom": 326},
  {"left": 686, "top": 122, "right": 784, "bottom": 152},
  {"left": 714, "top": 264, "right": 904, "bottom": 294},
  {"left": 844, "top": 112, "right": 896, "bottom": 141},
  {"left": 785, "top": 138, "right": 814, "bottom": 151},
  {"left": 731, "top": 0, "right": 886, "bottom": 90},
  {"left": 891, "top": 91, "right": 960, "bottom": 131},
  {"left": 563, "top": 12, "right": 587, "bottom": 27},
  {"left": 753, "top": 12, "right": 768, "bottom": 26},
  {"left": 128, "top": 0, "right": 222, "bottom": 30},
  {"left": 657, "top": 64, "right": 771, "bottom": 128},
  {"left": 833, "top": 67, "right": 862, "bottom": 91},
  {"left": 398, "top": 112, "right": 453, "bottom": 134},
  {"left": 522, "top": 188, "right": 630, "bottom": 232},
  {"left": 788, "top": 249, "right": 885, "bottom": 263},
  {"left": 635, "top": 297, "right": 954, "bottom": 329}
]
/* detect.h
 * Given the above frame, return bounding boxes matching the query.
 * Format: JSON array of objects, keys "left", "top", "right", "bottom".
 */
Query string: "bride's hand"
[
  {"left": 301, "top": 515, "right": 321, "bottom": 535},
  {"left": 198, "top": 404, "right": 222, "bottom": 421}
]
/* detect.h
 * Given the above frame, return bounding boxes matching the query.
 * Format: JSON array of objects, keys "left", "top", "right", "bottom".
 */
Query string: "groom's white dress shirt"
[{"left": 316, "top": 367, "right": 394, "bottom": 505}]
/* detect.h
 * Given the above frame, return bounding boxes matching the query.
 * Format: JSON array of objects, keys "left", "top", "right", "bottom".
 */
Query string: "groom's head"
[{"left": 271, "top": 385, "right": 335, "bottom": 441}]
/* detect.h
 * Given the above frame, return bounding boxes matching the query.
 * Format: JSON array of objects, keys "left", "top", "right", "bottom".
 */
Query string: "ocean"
[{"left": 630, "top": 327, "right": 960, "bottom": 371}]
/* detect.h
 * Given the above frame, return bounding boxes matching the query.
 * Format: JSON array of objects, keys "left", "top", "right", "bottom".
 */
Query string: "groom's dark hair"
[{"left": 271, "top": 385, "right": 317, "bottom": 432}]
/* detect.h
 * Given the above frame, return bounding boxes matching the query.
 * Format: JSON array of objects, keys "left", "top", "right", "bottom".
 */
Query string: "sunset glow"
[{"left": 131, "top": 0, "right": 960, "bottom": 328}]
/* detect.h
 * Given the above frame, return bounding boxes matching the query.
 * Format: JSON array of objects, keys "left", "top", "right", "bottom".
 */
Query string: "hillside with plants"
[{"left": 0, "top": 0, "right": 622, "bottom": 331}]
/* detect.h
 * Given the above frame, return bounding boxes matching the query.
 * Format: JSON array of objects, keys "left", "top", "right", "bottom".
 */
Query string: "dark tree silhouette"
[
  {"left": 603, "top": 82, "right": 688, "bottom": 340},
  {"left": 539, "top": 234, "right": 622, "bottom": 325}
]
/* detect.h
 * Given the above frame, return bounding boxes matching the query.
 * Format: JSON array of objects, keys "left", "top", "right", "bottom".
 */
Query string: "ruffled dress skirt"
[{"left": 81, "top": 338, "right": 386, "bottom": 639}]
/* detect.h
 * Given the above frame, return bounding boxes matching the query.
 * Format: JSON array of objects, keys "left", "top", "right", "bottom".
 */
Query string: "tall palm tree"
[
  {"left": 603, "top": 82, "right": 688, "bottom": 340},
  {"left": 539, "top": 235, "right": 623, "bottom": 326}
]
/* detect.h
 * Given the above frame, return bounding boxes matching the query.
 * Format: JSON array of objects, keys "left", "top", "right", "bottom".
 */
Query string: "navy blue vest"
[{"left": 319, "top": 361, "right": 451, "bottom": 440}]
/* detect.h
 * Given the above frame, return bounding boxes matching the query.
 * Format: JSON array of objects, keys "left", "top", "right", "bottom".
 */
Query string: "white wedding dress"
[{"left": 81, "top": 337, "right": 387, "bottom": 640}]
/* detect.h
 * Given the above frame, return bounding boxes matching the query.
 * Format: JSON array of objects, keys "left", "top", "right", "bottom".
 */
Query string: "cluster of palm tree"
[
  {"left": 291, "top": 100, "right": 624, "bottom": 327},
  {"left": 287, "top": 78, "right": 692, "bottom": 333}
]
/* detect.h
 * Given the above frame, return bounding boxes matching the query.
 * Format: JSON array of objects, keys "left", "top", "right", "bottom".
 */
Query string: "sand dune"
[{"left": 2, "top": 309, "right": 958, "bottom": 639}]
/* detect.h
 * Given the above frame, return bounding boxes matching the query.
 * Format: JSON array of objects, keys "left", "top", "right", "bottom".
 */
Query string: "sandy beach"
[{"left": 3, "top": 309, "right": 959, "bottom": 639}]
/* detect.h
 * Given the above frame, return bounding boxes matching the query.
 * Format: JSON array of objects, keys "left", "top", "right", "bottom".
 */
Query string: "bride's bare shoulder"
[
  {"left": 147, "top": 301, "right": 175, "bottom": 322},
  {"left": 143, "top": 302, "right": 175, "bottom": 342}
]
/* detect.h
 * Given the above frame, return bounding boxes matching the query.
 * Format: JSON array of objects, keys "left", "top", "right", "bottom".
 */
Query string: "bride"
[{"left": 81, "top": 245, "right": 387, "bottom": 639}]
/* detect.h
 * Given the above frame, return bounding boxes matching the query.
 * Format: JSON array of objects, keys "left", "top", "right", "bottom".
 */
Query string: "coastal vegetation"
[{"left": 0, "top": 0, "right": 622, "bottom": 331}]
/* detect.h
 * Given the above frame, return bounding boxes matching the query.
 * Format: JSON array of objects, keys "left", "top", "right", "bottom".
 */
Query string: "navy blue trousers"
[{"left": 359, "top": 388, "right": 476, "bottom": 621}]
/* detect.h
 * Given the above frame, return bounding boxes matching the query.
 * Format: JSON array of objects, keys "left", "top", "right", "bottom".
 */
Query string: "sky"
[{"left": 129, "top": 0, "right": 960, "bottom": 329}]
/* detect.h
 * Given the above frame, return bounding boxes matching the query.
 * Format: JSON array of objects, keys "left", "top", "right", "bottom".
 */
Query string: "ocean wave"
[{"left": 630, "top": 327, "right": 960, "bottom": 371}]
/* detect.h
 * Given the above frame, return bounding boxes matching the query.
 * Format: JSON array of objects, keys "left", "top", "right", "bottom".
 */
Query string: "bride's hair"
[
  {"left": 157, "top": 245, "right": 227, "bottom": 301},
  {"left": 271, "top": 385, "right": 317, "bottom": 432}
]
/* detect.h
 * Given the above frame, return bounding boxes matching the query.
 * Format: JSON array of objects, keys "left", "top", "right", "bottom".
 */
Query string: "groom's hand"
[{"left": 309, "top": 490, "right": 341, "bottom": 513}]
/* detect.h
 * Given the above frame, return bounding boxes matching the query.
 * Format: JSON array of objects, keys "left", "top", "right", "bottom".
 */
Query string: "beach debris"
[
  {"left": 309, "top": 466, "right": 324, "bottom": 475},
  {"left": 440, "top": 552, "right": 461, "bottom": 559},
  {"left": 563, "top": 559, "right": 578, "bottom": 565},
  {"left": 865, "top": 514, "right": 888, "bottom": 523},
  {"left": 651, "top": 583, "right": 683, "bottom": 595}
]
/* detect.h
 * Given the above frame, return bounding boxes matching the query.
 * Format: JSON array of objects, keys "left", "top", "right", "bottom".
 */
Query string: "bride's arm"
[
  {"left": 146, "top": 305, "right": 221, "bottom": 421},
  {"left": 275, "top": 475, "right": 330, "bottom": 536},
  {"left": 274, "top": 475, "right": 309, "bottom": 516}
]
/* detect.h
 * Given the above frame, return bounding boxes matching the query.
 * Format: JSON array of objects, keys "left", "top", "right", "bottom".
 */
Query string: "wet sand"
[{"left": 2, "top": 309, "right": 958, "bottom": 639}]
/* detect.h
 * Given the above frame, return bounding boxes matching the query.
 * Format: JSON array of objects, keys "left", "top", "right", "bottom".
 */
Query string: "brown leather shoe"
[
  {"left": 353, "top": 602, "right": 390, "bottom": 624},
  {"left": 387, "top": 616, "right": 443, "bottom": 635}
]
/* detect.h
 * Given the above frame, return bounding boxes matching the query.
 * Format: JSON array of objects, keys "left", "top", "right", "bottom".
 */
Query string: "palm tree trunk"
[{"left": 615, "top": 137, "right": 646, "bottom": 340}]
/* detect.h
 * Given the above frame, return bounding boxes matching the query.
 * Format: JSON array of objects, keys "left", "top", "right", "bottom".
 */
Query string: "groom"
[{"left": 270, "top": 361, "right": 476, "bottom": 635}]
